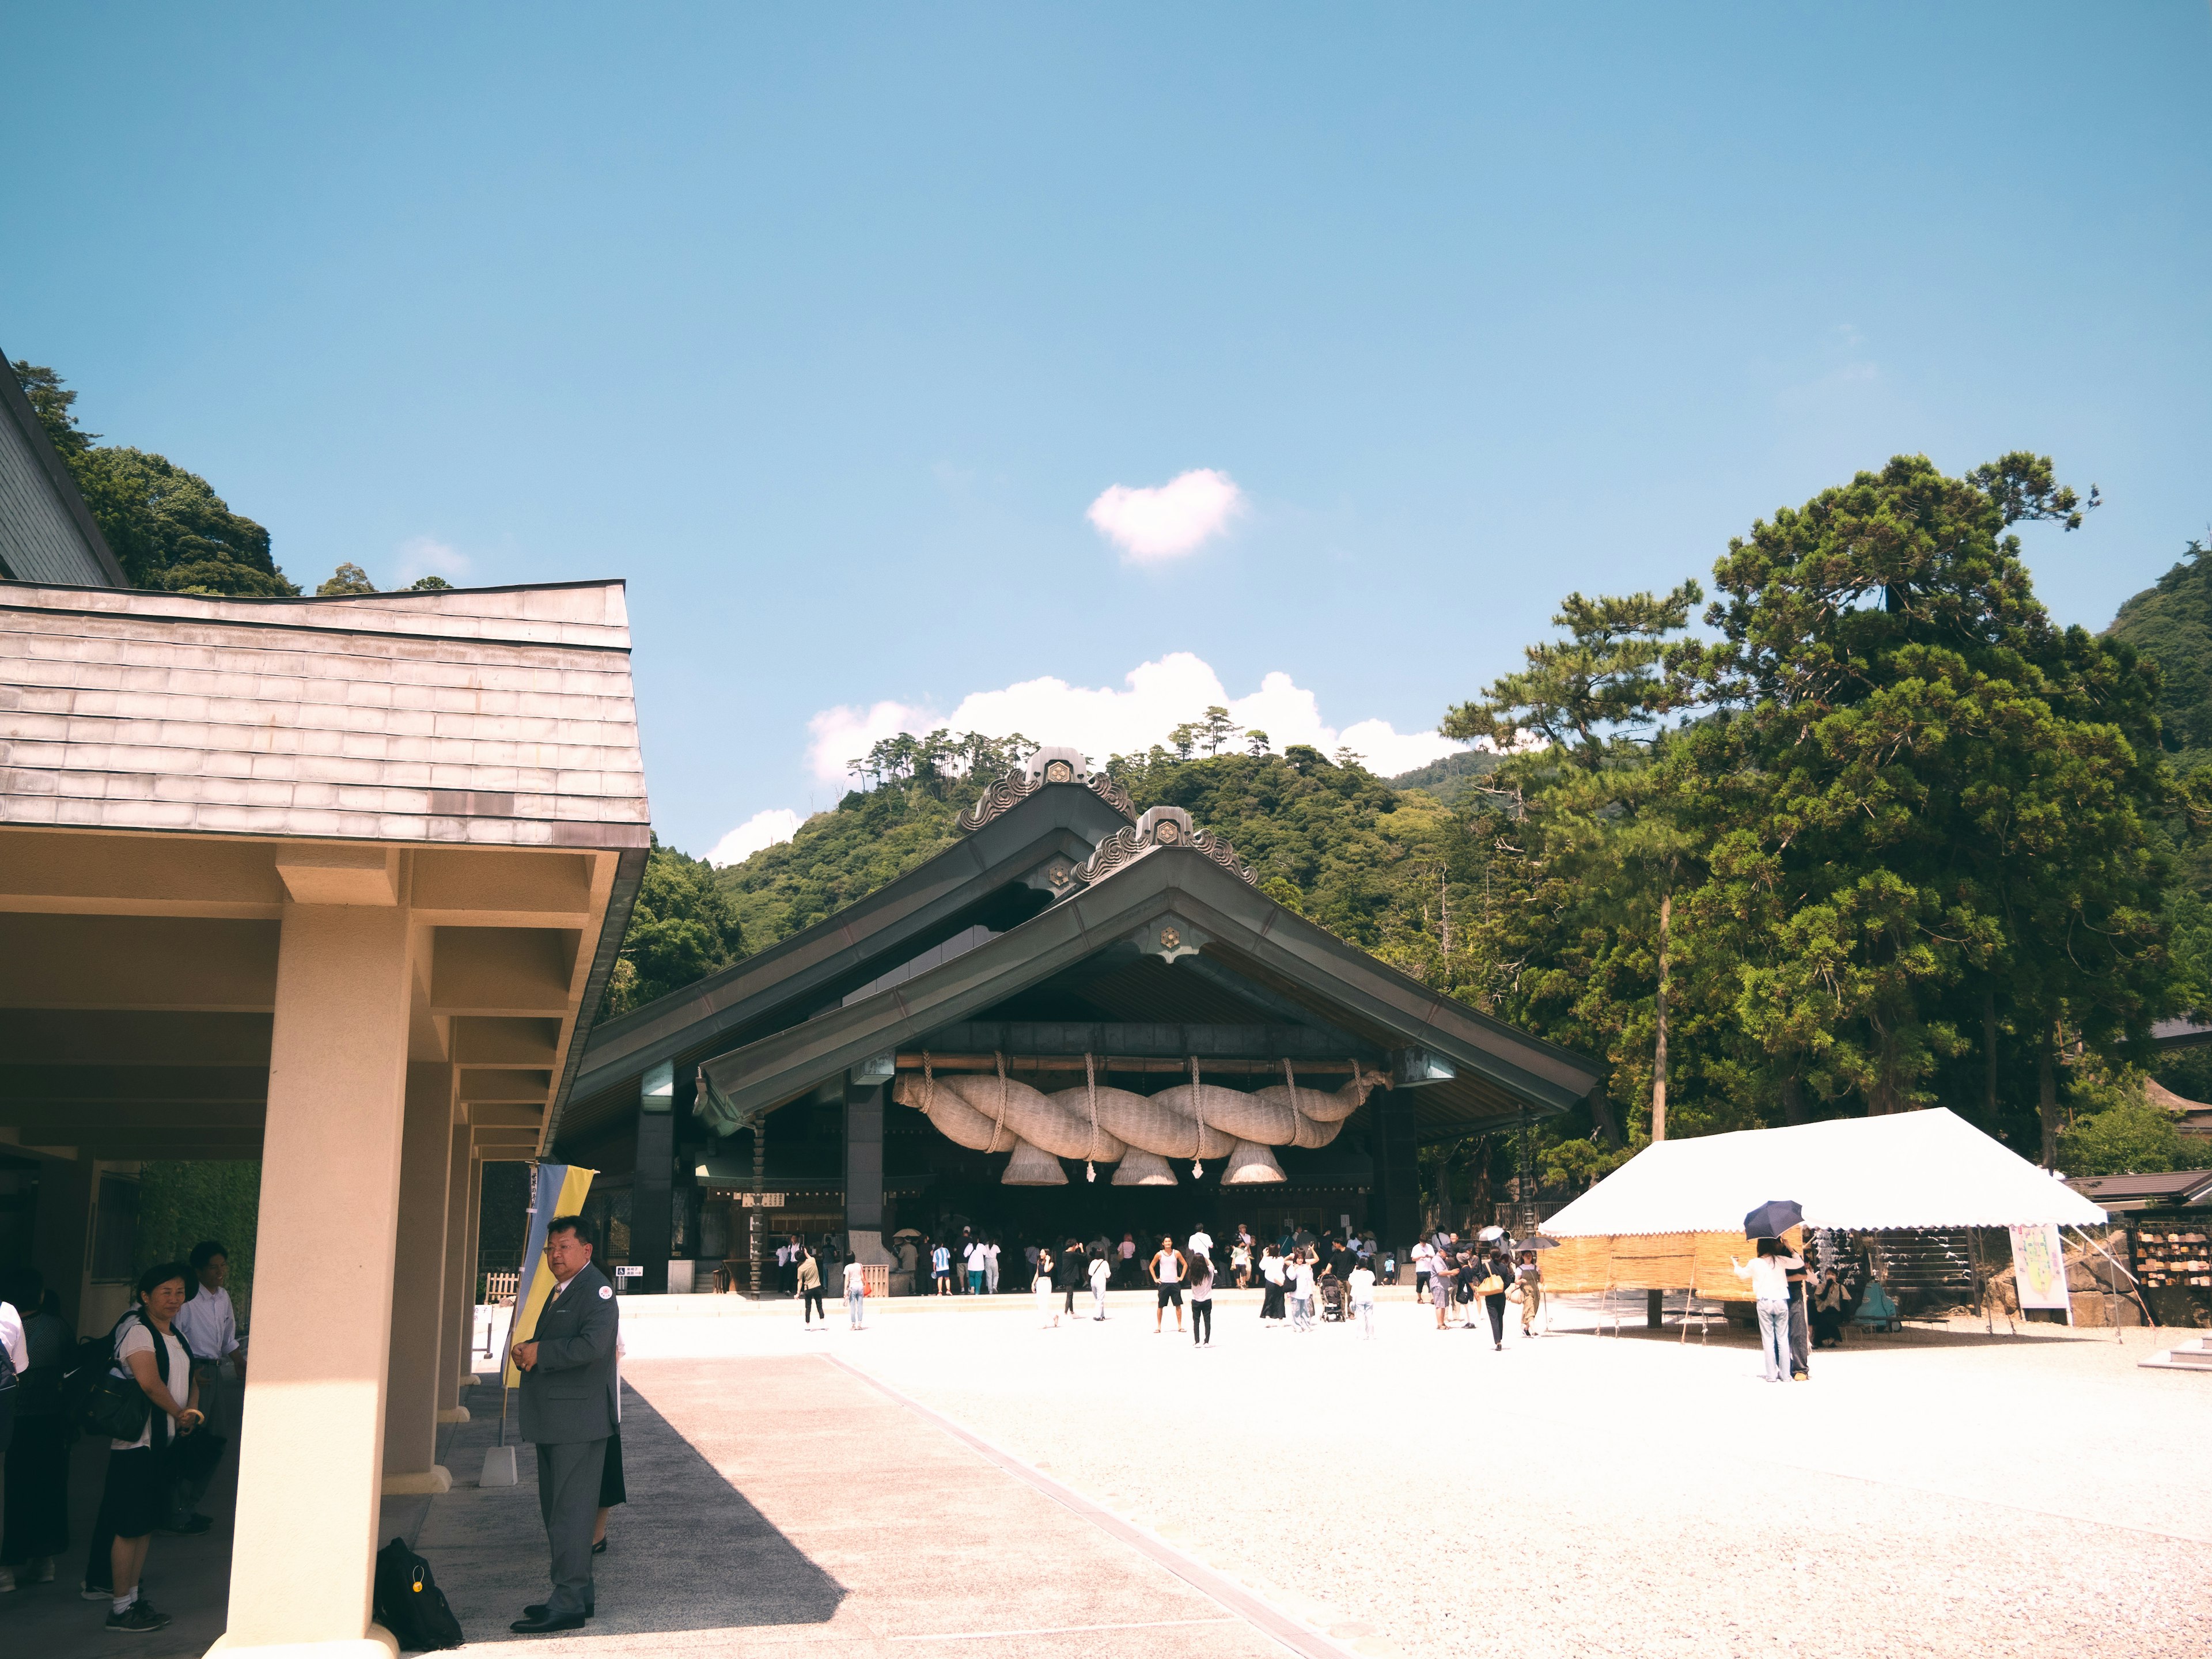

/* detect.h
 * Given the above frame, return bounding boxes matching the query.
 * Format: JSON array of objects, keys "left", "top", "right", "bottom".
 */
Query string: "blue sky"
[{"left": 6, "top": 5, "right": 2208, "bottom": 859}]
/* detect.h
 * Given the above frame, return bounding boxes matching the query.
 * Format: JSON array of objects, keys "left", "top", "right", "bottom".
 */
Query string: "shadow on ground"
[{"left": 416, "top": 1376, "right": 846, "bottom": 1642}]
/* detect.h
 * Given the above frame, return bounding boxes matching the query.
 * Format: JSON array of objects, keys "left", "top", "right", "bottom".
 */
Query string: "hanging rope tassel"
[
  {"left": 992, "top": 1050, "right": 1011, "bottom": 1151},
  {"left": 1282, "top": 1056, "right": 1301, "bottom": 1143},
  {"left": 1188, "top": 1054, "right": 1205, "bottom": 1178},
  {"left": 1084, "top": 1051, "right": 1098, "bottom": 1182}
]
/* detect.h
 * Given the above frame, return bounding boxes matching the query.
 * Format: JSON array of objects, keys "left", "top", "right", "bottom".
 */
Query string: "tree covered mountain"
[{"left": 2108, "top": 538, "right": 2212, "bottom": 771}]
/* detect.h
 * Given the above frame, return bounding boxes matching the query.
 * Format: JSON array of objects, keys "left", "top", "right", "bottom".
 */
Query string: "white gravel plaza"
[{"left": 622, "top": 1289, "right": 2212, "bottom": 1659}]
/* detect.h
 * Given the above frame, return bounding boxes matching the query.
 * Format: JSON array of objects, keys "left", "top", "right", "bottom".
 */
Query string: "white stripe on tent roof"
[{"left": 1541, "top": 1108, "right": 2107, "bottom": 1236}]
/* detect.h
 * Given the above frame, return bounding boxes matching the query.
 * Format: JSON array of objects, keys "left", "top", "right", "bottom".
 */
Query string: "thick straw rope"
[
  {"left": 1281, "top": 1056, "right": 1300, "bottom": 1142},
  {"left": 1187, "top": 1055, "right": 1206, "bottom": 1177},
  {"left": 992, "top": 1051, "right": 1012, "bottom": 1149},
  {"left": 1084, "top": 1052, "right": 1099, "bottom": 1182}
]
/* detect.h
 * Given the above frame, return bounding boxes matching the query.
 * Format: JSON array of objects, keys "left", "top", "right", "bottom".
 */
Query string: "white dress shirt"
[{"left": 175, "top": 1284, "right": 238, "bottom": 1363}]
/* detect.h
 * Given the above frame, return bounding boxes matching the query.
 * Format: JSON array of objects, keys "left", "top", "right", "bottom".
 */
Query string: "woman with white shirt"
[
  {"left": 1257, "top": 1245, "right": 1288, "bottom": 1325},
  {"left": 84, "top": 1262, "right": 204, "bottom": 1633},
  {"left": 1732, "top": 1238, "right": 1805, "bottom": 1382}
]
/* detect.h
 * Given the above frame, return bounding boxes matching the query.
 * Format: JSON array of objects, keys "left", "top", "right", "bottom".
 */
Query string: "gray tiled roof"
[{"left": 0, "top": 579, "right": 648, "bottom": 847}]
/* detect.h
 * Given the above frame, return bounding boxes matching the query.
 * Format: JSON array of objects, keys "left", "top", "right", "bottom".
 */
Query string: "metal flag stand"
[{"left": 480, "top": 1164, "right": 540, "bottom": 1488}]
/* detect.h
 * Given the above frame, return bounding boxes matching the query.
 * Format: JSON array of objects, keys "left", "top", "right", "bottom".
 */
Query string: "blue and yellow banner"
[{"left": 502, "top": 1162, "right": 597, "bottom": 1387}]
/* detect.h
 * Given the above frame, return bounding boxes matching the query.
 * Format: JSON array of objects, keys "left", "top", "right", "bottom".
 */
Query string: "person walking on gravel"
[
  {"left": 1088, "top": 1249, "right": 1112, "bottom": 1320},
  {"left": 1033, "top": 1248, "right": 1059, "bottom": 1327},
  {"left": 1349, "top": 1258, "right": 1378, "bottom": 1339},
  {"left": 1288, "top": 1248, "right": 1317, "bottom": 1332},
  {"left": 1149, "top": 1237, "right": 1187, "bottom": 1335},
  {"left": 1732, "top": 1238, "right": 1802, "bottom": 1382},
  {"left": 1259, "top": 1245, "right": 1288, "bottom": 1326},
  {"left": 1188, "top": 1251, "right": 1217, "bottom": 1346}
]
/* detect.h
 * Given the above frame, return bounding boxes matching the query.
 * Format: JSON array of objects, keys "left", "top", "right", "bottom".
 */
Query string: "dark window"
[{"left": 91, "top": 1174, "right": 141, "bottom": 1282}]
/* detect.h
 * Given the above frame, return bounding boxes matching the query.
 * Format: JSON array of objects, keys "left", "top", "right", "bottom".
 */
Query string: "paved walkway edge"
[{"left": 821, "top": 1354, "right": 1363, "bottom": 1659}]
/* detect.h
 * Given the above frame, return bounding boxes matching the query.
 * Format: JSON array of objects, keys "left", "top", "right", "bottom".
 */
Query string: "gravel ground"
[{"left": 626, "top": 1294, "right": 2212, "bottom": 1659}]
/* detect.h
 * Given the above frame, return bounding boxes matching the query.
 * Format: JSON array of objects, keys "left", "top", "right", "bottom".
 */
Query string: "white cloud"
[
  {"left": 394, "top": 535, "right": 471, "bottom": 585},
  {"left": 805, "top": 653, "right": 1466, "bottom": 783},
  {"left": 707, "top": 807, "right": 801, "bottom": 867},
  {"left": 1086, "top": 468, "right": 1246, "bottom": 562}
]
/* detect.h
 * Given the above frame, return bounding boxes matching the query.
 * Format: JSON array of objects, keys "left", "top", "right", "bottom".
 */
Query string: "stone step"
[{"left": 2138, "top": 1338, "right": 2212, "bottom": 1372}]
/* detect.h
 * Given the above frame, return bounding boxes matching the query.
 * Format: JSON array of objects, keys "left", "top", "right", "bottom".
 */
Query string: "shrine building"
[{"left": 558, "top": 748, "right": 1606, "bottom": 1286}]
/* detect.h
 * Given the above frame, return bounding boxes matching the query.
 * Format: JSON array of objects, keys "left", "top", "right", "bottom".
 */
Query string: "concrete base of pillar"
[
  {"left": 847, "top": 1228, "right": 896, "bottom": 1266},
  {"left": 206, "top": 1626, "right": 400, "bottom": 1659},
  {"left": 456, "top": 1373, "right": 480, "bottom": 1389},
  {"left": 377, "top": 1467, "right": 452, "bottom": 1496},
  {"left": 435, "top": 1406, "right": 471, "bottom": 1423}
]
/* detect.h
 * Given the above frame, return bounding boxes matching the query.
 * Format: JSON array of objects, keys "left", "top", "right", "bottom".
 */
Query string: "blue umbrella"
[{"left": 1744, "top": 1199, "right": 1804, "bottom": 1239}]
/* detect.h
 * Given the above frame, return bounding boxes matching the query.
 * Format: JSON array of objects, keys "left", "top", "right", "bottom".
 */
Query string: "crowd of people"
[
  {"left": 0, "top": 1242, "right": 245, "bottom": 1634},
  {"left": 1407, "top": 1230, "right": 1547, "bottom": 1350}
]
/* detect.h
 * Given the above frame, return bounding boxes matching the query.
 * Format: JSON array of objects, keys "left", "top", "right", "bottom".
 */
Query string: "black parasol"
[{"left": 1743, "top": 1199, "right": 1804, "bottom": 1239}]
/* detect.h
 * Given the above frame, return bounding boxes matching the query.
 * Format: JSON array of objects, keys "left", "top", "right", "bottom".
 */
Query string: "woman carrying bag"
[
  {"left": 1478, "top": 1245, "right": 1513, "bottom": 1351},
  {"left": 82, "top": 1262, "right": 203, "bottom": 1633}
]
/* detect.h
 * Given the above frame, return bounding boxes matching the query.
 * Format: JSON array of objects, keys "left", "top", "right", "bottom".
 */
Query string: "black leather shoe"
[
  {"left": 522, "top": 1603, "right": 593, "bottom": 1620},
  {"left": 511, "top": 1611, "right": 589, "bottom": 1633}
]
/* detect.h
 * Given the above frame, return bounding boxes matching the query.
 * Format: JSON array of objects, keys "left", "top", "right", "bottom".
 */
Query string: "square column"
[
  {"left": 435, "top": 1123, "right": 473, "bottom": 1420},
  {"left": 844, "top": 1081, "right": 892, "bottom": 1265},
  {"left": 457, "top": 1150, "right": 484, "bottom": 1391},
  {"left": 634, "top": 1062, "right": 675, "bottom": 1293},
  {"left": 32, "top": 1154, "right": 95, "bottom": 1327},
  {"left": 381, "top": 1063, "right": 456, "bottom": 1494},
  {"left": 215, "top": 902, "right": 414, "bottom": 1659},
  {"left": 1370, "top": 1088, "right": 1420, "bottom": 1247}
]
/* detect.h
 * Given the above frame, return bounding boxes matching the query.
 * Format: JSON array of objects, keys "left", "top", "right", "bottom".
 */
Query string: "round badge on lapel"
[{"left": 599, "top": 1285, "right": 613, "bottom": 1298}]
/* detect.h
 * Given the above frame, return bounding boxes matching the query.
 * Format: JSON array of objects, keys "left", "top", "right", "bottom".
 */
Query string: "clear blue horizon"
[{"left": 6, "top": 5, "right": 2207, "bottom": 858}]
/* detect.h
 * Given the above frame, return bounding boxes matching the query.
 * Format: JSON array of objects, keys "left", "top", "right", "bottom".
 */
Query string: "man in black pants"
[
  {"left": 1149, "top": 1236, "right": 1187, "bottom": 1335},
  {"left": 1059, "top": 1240, "right": 1085, "bottom": 1317}
]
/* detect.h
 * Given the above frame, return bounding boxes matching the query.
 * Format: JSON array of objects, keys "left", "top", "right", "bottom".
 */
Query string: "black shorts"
[
  {"left": 96, "top": 1445, "right": 169, "bottom": 1540},
  {"left": 1156, "top": 1286, "right": 1183, "bottom": 1308}
]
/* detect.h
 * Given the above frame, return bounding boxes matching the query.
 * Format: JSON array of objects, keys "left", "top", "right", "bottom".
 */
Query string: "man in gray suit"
[{"left": 509, "top": 1215, "right": 619, "bottom": 1634}]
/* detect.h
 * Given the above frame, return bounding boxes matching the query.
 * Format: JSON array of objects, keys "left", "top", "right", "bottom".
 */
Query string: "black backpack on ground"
[{"left": 373, "top": 1536, "right": 465, "bottom": 1653}]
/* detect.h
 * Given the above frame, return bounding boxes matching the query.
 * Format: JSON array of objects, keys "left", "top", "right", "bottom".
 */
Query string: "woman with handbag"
[
  {"left": 82, "top": 1262, "right": 203, "bottom": 1633},
  {"left": 1479, "top": 1245, "right": 1513, "bottom": 1350}
]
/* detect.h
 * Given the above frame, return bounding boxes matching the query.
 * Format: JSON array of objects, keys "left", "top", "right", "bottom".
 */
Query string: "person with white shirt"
[
  {"left": 0, "top": 1280, "right": 25, "bottom": 1590},
  {"left": 1148, "top": 1237, "right": 1187, "bottom": 1335},
  {"left": 1411, "top": 1238, "right": 1433, "bottom": 1298},
  {"left": 1187, "top": 1226, "right": 1214, "bottom": 1266},
  {"left": 842, "top": 1257, "right": 869, "bottom": 1328},
  {"left": 1289, "top": 1251, "right": 1319, "bottom": 1332},
  {"left": 1347, "top": 1262, "right": 1378, "bottom": 1339},
  {"left": 84, "top": 1262, "right": 204, "bottom": 1633},
  {"left": 1086, "top": 1251, "right": 1112, "bottom": 1320},
  {"left": 1732, "top": 1239, "right": 1805, "bottom": 1381},
  {"left": 166, "top": 1241, "right": 241, "bottom": 1535},
  {"left": 963, "top": 1238, "right": 988, "bottom": 1297},
  {"left": 1258, "top": 1245, "right": 1288, "bottom": 1325},
  {"left": 982, "top": 1237, "right": 1001, "bottom": 1295}
]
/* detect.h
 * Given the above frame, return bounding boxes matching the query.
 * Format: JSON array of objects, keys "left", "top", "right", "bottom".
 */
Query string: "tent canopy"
[{"left": 1543, "top": 1108, "right": 2107, "bottom": 1237}]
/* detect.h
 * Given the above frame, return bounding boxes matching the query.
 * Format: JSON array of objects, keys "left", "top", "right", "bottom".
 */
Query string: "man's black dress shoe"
[
  {"left": 510, "top": 1611, "right": 589, "bottom": 1633},
  {"left": 521, "top": 1603, "right": 592, "bottom": 1621}
]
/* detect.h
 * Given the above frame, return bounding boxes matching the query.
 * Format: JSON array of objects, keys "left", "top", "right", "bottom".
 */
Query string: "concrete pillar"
[
  {"left": 459, "top": 1152, "right": 483, "bottom": 1386},
  {"left": 217, "top": 902, "right": 413, "bottom": 1659},
  {"left": 1370, "top": 1088, "right": 1419, "bottom": 1248},
  {"left": 844, "top": 1081, "right": 892, "bottom": 1265},
  {"left": 381, "top": 1064, "right": 456, "bottom": 1494},
  {"left": 634, "top": 1063, "right": 675, "bottom": 1294},
  {"left": 435, "top": 1123, "right": 472, "bottom": 1421},
  {"left": 32, "top": 1154, "right": 96, "bottom": 1327}
]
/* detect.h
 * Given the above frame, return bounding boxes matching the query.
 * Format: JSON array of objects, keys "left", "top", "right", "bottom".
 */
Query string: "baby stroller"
[{"left": 1317, "top": 1270, "right": 1348, "bottom": 1323}]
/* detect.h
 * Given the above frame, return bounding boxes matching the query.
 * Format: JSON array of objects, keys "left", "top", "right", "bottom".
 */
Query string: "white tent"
[{"left": 1543, "top": 1107, "right": 2107, "bottom": 1237}]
